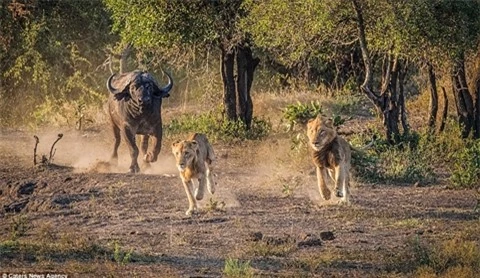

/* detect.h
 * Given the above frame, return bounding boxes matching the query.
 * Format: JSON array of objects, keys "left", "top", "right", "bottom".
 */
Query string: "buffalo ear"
[
  {"left": 154, "top": 84, "right": 170, "bottom": 98},
  {"left": 111, "top": 78, "right": 132, "bottom": 101},
  {"left": 114, "top": 90, "right": 130, "bottom": 101}
]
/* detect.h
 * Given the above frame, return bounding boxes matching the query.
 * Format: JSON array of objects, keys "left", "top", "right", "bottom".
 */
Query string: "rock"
[
  {"left": 248, "top": 231, "right": 263, "bottom": 242},
  {"left": 320, "top": 231, "right": 335, "bottom": 241},
  {"left": 17, "top": 181, "right": 36, "bottom": 196},
  {"left": 4, "top": 198, "right": 29, "bottom": 213},
  {"left": 297, "top": 234, "right": 322, "bottom": 247}
]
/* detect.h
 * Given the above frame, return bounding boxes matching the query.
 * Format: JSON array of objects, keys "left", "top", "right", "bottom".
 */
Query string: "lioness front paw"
[
  {"left": 335, "top": 190, "right": 344, "bottom": 198},
  {"left": 185, "top": 208, "right": 197, "bottom": 216},
  {"left": 195, "top": 188, "right": 204, "bottom": 201}
]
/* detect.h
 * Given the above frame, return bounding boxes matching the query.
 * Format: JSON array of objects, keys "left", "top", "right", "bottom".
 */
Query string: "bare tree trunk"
[
  {"left": 398, "top": 61, "right": 409, "bottom": 135},
  {"left": 351, "top": 0, "right": 381, "bottom": 107},
  {"left": 427, "top": 62, "right": 438, "bottom": 131},
  {"left": 439, "top": 87, "right": 449, "bottom": 133},
  {"left": 119, "top": 43, "right": 132, "bottom": 74},
  {"left": 452, "top": 55, "right": 474, "bottom": 138},
  {"left": 474, "top": 69, "right": 480, "bottom": 138},
  {"left": 383, "top": 56, "right": 400, "bottom": 143},
  {"left": 236, "top": 45, "right": 260, "bottom": 129},
  {"left": 221, "top": 48, "right": 237, "bottom": 121},
  {"left": 352, "top": 0, "right": 402, "bottom": 144}
]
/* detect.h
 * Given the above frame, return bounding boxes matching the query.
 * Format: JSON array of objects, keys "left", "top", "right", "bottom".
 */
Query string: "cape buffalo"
[{"left": 106, "top": 70, "right": 173, "bottom": 173}]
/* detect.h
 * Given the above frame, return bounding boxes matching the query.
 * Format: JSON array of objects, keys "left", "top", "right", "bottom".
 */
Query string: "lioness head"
[
  {"left": 171, "top": 140, "right": 198, "bottom": 171},
  {"left": 307, "top": 115, "right": 336, "bottom": 151}
]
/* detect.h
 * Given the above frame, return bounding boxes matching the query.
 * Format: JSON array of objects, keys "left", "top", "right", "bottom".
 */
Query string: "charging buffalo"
[{"left": 106, "top": 70, "right": 173, "bottom": 173}]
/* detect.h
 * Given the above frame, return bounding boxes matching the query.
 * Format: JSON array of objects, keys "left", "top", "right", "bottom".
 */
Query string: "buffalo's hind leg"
[{"left": 110, "top": 124, "right": 121, "bottom": 166}]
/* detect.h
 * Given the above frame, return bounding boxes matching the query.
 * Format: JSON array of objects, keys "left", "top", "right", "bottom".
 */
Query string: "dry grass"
[{"left": 1, "top": 83, "right": 479, "bottom": 277}]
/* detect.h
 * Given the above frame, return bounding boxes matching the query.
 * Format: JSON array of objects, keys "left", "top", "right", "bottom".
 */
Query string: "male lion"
[
  {"left": 171, "top": 133, "right": 216, "bottom": 215},
  {"left": 307, "top": 115, "right": 352, "bottom": 203}
]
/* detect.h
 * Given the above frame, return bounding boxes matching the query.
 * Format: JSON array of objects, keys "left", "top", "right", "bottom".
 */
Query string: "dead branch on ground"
[
  {"left": 33, "top": 133, "right": 64, "bottom": 167},
  {"left": 33, "top": 135, "right": 39, "bottom": 165}
]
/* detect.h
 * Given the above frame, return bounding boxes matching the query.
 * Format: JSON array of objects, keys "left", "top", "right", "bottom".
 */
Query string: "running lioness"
[{"left": 171, "top": 133, "right": 216, "bottom": 215}]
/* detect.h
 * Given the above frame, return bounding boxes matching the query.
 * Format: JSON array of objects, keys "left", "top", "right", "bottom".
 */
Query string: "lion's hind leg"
[
  {"left": 205, "top": 162, "right": 216, "bottom": 195},
  {"left": 334, "top": 164, "right": 350, "bottom": 204},
  {"left": 342, "top": 166, "right": 351, "bottom": 204}
]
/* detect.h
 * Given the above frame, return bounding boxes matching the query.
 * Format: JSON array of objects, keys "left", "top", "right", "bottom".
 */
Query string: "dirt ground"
[{"left": 1, "top": 125, "right": 479, "bottom": 277}]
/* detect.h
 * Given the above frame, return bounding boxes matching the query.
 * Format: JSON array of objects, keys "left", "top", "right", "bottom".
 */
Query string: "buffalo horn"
[
  {"left": 106, "top": 73, "right": 121, "bottom": 95},
  {"left": 158, "top": 70, "right": 173, "bottom": 96}
]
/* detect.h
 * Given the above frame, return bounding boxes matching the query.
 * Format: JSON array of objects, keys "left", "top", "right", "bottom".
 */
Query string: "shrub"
[
  {"left": 164, "top": 109, "right": 271, "bottom": 141},
  {"left": 409, "top": 237, "right": 480, "bottom": 276},
  {"left": 223, "top": 258, "right": 253, "bottom": 278},
  {"left": 450, "top": 140, "right": 480, "bottom": 189},
  {"left": 350, "top": 131, "right": 435, "bottom": 184},
  {"left": 331, "top": 92, "right": 363, "bottom": 115},
  {"left": 283, "top": 100, "right": 322, "bottom": 131},
  {"left": 9, "top": 215, "right": 30, "bottom": 240},
  {"left": 379, "top": 144, "right": 435, "bottom": 184}
]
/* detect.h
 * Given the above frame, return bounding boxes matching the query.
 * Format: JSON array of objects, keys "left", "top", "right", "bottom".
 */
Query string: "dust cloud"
[{"left": 0, "top": 128, "right": 179, "bottom": 175}]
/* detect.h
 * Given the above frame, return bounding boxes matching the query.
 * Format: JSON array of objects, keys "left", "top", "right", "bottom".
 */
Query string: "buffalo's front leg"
[
  {"left": 140, "top": 135, "right": 151, "bottom": 169},
  {"left": 144, "top": 126, "right": 162, "bottom": 163},
  {"left": 122, "top": 127, "right": 140, "bottom": 173},
  {"left": 140, "top": 135, "right": 149, "bottom": 158}
]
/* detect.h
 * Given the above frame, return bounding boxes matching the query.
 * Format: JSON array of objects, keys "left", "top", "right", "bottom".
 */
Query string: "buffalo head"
[{"left": 107, "top": 70, "right": 172, "bottom": 108}]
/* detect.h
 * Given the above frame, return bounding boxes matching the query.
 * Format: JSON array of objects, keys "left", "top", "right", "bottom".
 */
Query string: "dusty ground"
[{"left": 1, "top": 124, "right": 479, "bottom": 277}]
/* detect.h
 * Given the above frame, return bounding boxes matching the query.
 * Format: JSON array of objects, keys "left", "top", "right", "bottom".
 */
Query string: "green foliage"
[
  {"left": 450, "top": 140, "right": 480, "bottom": 189},
  {"left": 404, "top": 237, "right": 480, "bottom": 276},
  {"left": 331, "top": 114, "right": 352, "bottom": 128},
  {"left": 280, "top": 176, "right": 301, "bottom": 198},
  {"left": 351, "top": 149, "right": 382, "bottom": 183},
  {"left": 165, "top": 110, "right": 271, "bottom": 141},
  {"left": 0, "top": 0, "right": 113, "bottom": 127},
  {"left": 350, "top": 131, "right": 435, "bottom": 184},
  {"left": 105, "top": 0, "right": 245, "bottom": 61},
  {"left": 350, "top": 124, "right": 480, "bottom": 187},
  {"left": 379, "top": 143, "right": 435, "bottom": 184},
  {"left": 112, "top": 241, "right": 132, "bottom": 266},
  {"left": 9, "top": 215, "right": 30, "bottom": 241},
  {"left": 242, "top": 0, "right": 341, "bottom": 66},
  {"left": 331, "top": 93, "right": 363, "bottom": 115},
  {"left": 223, "top": 258, "right": 253, "bottom": 278},
  {"left": 246, "top": 239, "right": 296, "bottom": 257},
  {"left": 205, "top": 197, "right": 226, "bottom": 213},
  {"left": 283, "top": 101, "right": 322, "bottom": 131}
]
